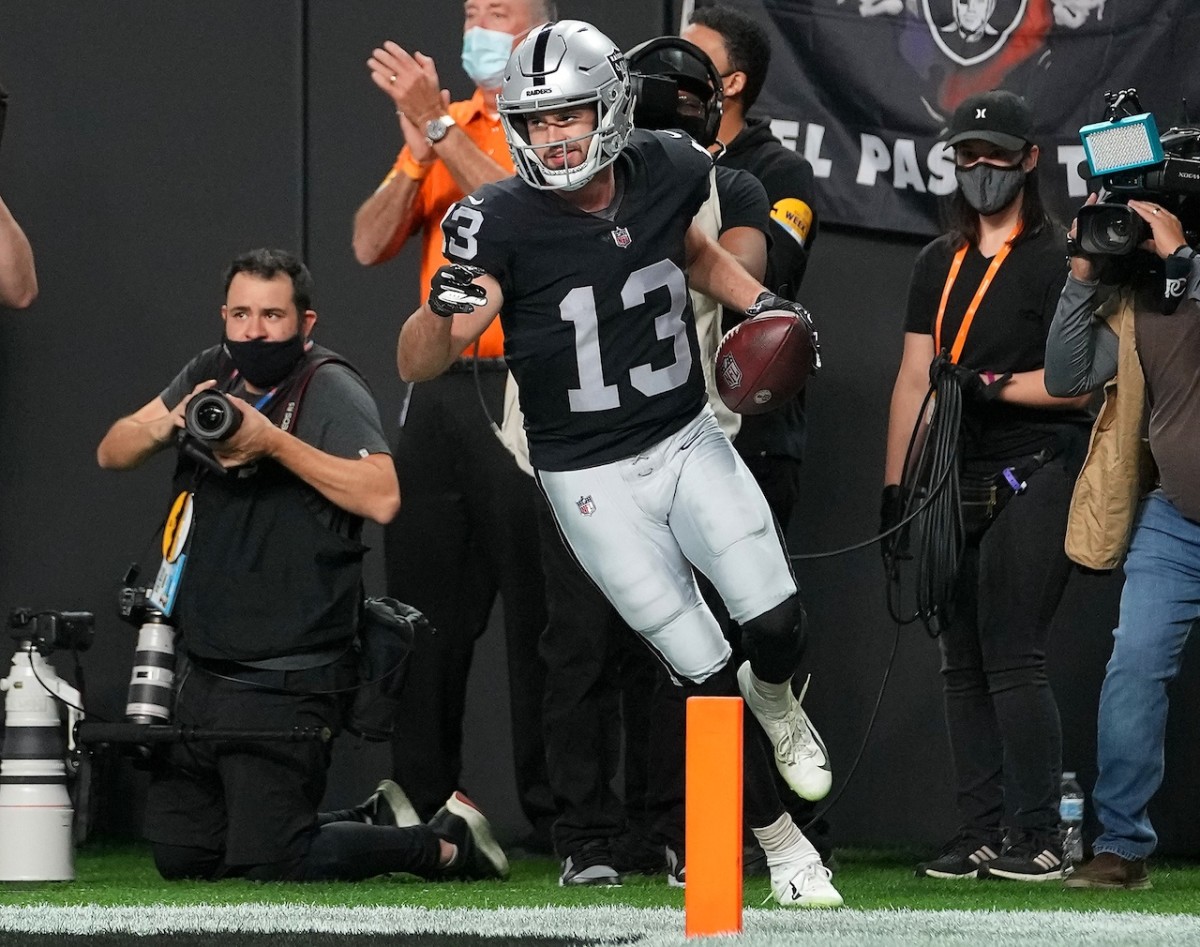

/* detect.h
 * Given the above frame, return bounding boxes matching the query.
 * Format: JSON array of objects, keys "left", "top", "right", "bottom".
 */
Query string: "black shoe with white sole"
[
  {"left": 981, "top": 833, "right": 1065, "bottom": 882},
  {"left": 429, "top": 791, "right": 510, "bottom": 880},
  {"left": 916, "top": 832, "right": 1002, "bottom": 879}
]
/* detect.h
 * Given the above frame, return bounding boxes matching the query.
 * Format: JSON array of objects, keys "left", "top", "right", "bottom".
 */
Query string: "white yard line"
[{"left": 3, "top": 904, "right": 1200, "bottom": 946}]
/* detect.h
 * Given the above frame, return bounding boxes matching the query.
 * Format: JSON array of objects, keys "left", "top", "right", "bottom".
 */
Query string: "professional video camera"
[{"left": 1076, "top": 89, "right": 1200, "bottom": 256}]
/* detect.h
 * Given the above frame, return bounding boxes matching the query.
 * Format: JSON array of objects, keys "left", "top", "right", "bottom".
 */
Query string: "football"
[{"left": 715, "top": 310, "right": 815, "bottom": 415}]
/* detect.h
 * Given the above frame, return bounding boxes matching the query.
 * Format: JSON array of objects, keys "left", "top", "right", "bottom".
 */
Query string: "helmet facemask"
[{"left": 498, "top": 21, "right": 634, "bottom": 191}]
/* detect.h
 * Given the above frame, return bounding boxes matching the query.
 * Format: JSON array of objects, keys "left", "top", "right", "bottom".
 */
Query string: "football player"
[{"left": 396, "top": 20, "right": 839, "bottom": 907}]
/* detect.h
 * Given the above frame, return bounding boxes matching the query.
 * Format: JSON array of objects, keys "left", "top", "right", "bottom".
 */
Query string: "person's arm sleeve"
[
  {"left": 293, "top": 366, "right": 391, "bottom": 459},
  {"left": 717, "top": 170, "right": 771, "bottom": 238},
  {"left": 158, "top": 354, "right": 209, "bottom": 412},
  {"left": 903, "top": 246, "right": 939, "bottom": 337},
  {"left": 761, "top": 157, "right": 818, "bottom": 297},
  {"left": 1043, "top": 275, "right": 1119, "bottom": 396}
]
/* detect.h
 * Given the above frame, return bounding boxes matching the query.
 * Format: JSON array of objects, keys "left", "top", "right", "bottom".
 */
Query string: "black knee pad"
[
  {"left": 740, "top": 593, "right": 806, "bottom": 685},
  {"left": 151, "top": 843, "right": 223, "bottom": 881}
]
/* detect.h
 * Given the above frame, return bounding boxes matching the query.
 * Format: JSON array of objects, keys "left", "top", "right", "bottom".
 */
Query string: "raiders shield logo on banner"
[{"left": 922, "top": 0, "right": 1029, "bottom": 67}]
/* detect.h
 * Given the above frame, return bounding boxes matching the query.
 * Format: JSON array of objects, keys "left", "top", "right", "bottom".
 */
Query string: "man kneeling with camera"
[{"left": 97, "top": 248, "right": 508, "bottom": 882}]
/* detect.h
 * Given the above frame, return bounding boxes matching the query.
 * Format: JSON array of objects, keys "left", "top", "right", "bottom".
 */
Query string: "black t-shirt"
[
  {"left": 161, "top": 347, "right": 390, "bottom": 461},
  {"left": 714, "top": 165, "right": 770, "bottom": 237},
  {"left": 905, "top": 224, "right": 1091, "bottom": 462},
  {"left": 442, "top": 129, "right": 712, "bottom": 471}
]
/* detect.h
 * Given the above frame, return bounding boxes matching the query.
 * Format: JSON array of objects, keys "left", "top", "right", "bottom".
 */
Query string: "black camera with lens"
[
  {"left": 1077, "top": 90, "right": 1200, "bottom": 257},
  {"left": 174, "top": 389, "right": 242, "bottom": 476},
  {"left": 8, "top": 608, "right": 95, "bottom": 655},
  {"left": 117, "top": 585, "right": 157, "bottom": 628},
  {"left": 184, "top": 390, "right": 242, "bottom": 442}
]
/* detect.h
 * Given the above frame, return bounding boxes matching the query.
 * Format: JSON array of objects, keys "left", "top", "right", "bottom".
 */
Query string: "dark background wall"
[{"left": 1, "top": 1, "right": 1197, "bottom": 853}]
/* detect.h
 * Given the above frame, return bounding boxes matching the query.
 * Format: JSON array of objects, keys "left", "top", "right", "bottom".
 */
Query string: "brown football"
[{"left": 715, "top": 311, "right": 815, "bottom": 415}]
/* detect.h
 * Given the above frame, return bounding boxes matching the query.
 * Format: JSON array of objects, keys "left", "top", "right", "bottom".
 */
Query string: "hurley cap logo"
[{"left": 976, "top": 107, "right": 987, "bottom": 119}]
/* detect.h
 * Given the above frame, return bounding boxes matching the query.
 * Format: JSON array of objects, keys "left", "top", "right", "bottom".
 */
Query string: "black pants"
[
  {"left": 144, "top": 655, "right": 443, "bottom": 882},
  {"left": 385, "top": 369, "right": 554, "bottom": 835},
  {"left": 535, "top": 496, "right": 628, "bottom": 855},
  {"left": 939, "top": 458, "right": 1075, "bottom": 839}
]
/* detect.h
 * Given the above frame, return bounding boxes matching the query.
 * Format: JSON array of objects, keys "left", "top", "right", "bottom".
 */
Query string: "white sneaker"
[
  {"left": 737, "top": 662, "right": 832, "bottom": 801},
  {"left": 771, "top": 855, "right": 844, "bottom": 908}
]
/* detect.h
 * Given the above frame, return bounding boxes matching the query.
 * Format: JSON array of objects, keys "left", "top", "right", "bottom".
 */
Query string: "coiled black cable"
[{"left": 885, "top": 369, "right": 967, "bottom": 637}]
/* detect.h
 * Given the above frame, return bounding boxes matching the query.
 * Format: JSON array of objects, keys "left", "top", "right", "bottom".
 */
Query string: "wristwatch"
[{"left": 424, "top": 114, "right": 457, "bottom": 145}]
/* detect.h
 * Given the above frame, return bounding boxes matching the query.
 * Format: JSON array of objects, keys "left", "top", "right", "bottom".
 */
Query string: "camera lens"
[
  {"left": 184, "top": 391, "right": 242, "bottom": 441},
  {"left": 195, "top": 401, "right": 225, "bottom": 430},
  {"left": 1078, "top": 202, "right": 1148, "bottom": 256}
]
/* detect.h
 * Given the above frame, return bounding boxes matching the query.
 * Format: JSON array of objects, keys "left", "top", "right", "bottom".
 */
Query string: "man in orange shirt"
[{"left": 351, "top": 0, "right": 557, "bottom": 850}]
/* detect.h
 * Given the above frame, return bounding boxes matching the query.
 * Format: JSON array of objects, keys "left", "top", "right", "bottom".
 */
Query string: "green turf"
[{"left": 1, "top": 843, "right": 1198, "bottom": 915}]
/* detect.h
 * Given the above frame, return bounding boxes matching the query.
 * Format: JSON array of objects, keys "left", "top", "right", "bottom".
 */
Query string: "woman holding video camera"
[
  {"left": 882, "top": 90, "right": 1094, "bottom": 882},
  {"left": 1045, "top": 190, "right": 1198, "bottom": 891}
]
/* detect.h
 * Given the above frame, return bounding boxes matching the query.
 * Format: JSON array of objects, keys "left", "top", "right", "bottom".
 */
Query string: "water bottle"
[{"left": 1060, "top": 771, "right": 1085, "bottom": 871}]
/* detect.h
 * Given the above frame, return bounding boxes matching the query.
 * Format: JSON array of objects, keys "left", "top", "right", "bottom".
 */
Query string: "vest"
[
  {"left": 1064, "top": 293, "right": 1156, "bottom": 569},
  {"left": 171, "top": 344, "right": 368, "bottom": 661}
]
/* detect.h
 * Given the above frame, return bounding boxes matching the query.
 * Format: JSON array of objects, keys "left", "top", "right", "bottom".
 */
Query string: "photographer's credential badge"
[{"left": 150, "top": 491, "right": 194, "bottom": 615}]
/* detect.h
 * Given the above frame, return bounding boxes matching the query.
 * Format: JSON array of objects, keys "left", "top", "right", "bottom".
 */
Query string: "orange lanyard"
[{"left": 933, "top": 222, "right": 1022, "bottom": 364}]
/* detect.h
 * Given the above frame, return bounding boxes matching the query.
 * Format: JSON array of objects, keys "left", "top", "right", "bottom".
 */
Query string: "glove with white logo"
[
  {"left": 746, "top": 291, "right": 822, "bottom": 372},
  {"left": 429, "top": 264, "right": 488, "bottom": 318}
]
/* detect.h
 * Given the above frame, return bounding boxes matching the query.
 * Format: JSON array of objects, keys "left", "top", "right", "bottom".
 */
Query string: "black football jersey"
[{"left": 441, "top": 129, "right": 713, "bottom": 471}]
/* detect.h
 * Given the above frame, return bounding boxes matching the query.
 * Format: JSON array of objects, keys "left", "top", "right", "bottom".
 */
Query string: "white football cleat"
[
  {"left": 771, "top": 855, "right": 844, "bottom": 908},
  {"left": 737, "top": 662, "right": 832, "bottom": 801}
]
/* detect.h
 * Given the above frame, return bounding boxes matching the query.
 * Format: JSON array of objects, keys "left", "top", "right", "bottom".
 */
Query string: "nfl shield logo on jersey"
[
  {"left": 576, "top": 495, "right": 597, "bottom": 516},
  {"left": 611, "top": 226, "right": 632, "bottom": 249}
]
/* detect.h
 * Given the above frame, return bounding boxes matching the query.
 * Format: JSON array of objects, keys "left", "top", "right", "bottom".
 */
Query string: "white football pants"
[{"left": 537, "top": 407, "right": 797, "bottom": 682}]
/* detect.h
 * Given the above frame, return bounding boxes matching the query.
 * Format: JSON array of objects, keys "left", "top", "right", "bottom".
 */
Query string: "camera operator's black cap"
[{"left": 945, "top": 89, "right": 1033, "bottom": 151}]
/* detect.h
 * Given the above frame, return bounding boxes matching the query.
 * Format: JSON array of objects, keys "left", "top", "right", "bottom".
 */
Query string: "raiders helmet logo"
[{"left": 922, "top": 0, "right": 1028, "bottom": 67}]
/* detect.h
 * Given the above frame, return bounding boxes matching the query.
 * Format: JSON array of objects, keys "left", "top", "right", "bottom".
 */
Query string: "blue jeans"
[{"left": 1093, "top": 491, "right": 1200, "bottom": 860}]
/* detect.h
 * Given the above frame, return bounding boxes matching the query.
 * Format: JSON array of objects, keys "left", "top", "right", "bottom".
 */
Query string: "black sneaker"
[
  {"left": 610, "top": 831, "right": 665, "bottom": 876},
  {"left": 916, "top": 832, "right": 1002, "bottom": 879},
  {"left": 352, "top": 779, "right": 421, "bottom": 827},
  {"left": 665, "top": 846, "right": 685, "bottom": 888},
  {"left": 560, "top": 839, "right": 621, "bottom": 887},
  {"left": 981, "top": 833, "right": 1066, "bottom": 882},
  {"left": 429, "top": 791, "right": 510, "bottom": 880}
]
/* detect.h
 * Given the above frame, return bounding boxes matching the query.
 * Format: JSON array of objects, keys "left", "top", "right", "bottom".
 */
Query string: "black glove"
[
  {"left": 429, "top": 263, "right": 488, "bottom": 318},
  {"left": 929, "top": 352, "right": 1010, "bottom": 401},
  {"left": 746, "top": 291, "right": 822, "bottom": 372},
  {"left": 879, "top": 484, "right": 911, "bottom": 563}
]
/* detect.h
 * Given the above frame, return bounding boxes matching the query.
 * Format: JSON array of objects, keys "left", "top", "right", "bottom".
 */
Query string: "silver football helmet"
[{"left": 498, "top": 20, "right": 634, "bottom": 191}]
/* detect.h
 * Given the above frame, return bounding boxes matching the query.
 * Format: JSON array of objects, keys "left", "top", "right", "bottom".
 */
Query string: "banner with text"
[{"left": 737, "top": 0, "right": 1200, "bottom": 236}]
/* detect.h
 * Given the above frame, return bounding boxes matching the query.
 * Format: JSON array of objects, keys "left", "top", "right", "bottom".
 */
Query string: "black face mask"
[
  {"left": 223, "top": 333, "right": 306, "bottom": 388},
  {"left": 955, "top": 161, "right": 1027, "bottom": 217}
]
